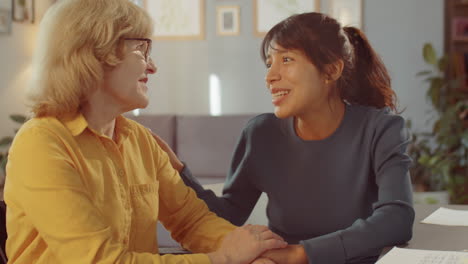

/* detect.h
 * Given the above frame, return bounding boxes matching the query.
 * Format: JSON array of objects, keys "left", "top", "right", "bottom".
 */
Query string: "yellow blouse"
[{"left": 4, "top": 114, "right": 235, "bottom": 263}]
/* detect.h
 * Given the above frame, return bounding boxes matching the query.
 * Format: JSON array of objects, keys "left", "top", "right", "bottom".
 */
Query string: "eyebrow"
[{"left": 266, "top": 48, "right": 292, "bottom": 59}]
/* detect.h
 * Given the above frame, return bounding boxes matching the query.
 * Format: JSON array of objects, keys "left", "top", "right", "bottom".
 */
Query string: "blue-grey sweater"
[{"left": 179, "top": 104, "right": 415, "bottom": 264}]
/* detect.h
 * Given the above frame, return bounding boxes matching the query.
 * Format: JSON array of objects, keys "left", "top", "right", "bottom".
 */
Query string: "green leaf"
[
  {"left": 438, "top": 55, "right": 449, "bottom": 72},
  {"left": 428, "top": 78, "right": 443, "bottom": 109},
  {"left": 10, "top": 114, "right": 27, "bottom": 124},
  {"left": 423, "top": 43, "right": 437, "bottom": 66},
  {"left": 428, "top": 156, "right": 441, "bottom": 167},
  {"left": 417, "top": 70, "right": 433, "bottom": 77},
  {"left": 0, "top": 137, "right": 13, "bottom": 147},
  {"left": 418, "top": 155, "right": 430, "bottom": 164}
]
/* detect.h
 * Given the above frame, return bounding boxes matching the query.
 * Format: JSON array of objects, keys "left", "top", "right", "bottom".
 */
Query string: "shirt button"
[{"left": 118, "top": 170, "right": 125, "bottom": 176}]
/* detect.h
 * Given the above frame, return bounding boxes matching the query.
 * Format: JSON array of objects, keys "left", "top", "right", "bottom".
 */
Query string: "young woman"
[
  {"left": 158, "top": 12, "right": 415, "bottom": 264},
  {"left": 3, "top": 0, "right": 287, "bottom": 263}
]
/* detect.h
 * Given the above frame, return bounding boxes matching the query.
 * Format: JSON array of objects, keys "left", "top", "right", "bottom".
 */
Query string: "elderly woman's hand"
[
  {"left": 207, "top": 224, "right": 287, "bottom": 264},
  {"left": 149, "top": 129, "right": 184, "bottom": 172}
]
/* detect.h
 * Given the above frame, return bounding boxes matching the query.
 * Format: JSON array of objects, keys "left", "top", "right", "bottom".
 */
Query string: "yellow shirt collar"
[{"left": 62, "top": 113, "right": 133, "bottom": 143}]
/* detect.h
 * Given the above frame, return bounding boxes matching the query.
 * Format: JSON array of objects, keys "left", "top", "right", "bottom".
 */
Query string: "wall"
[
  {"left": 147, "top": 0, "right": 267, "bottom": 116},
  {"left": 0, "top": 0, "right": 443, "bottom": 142},
  {"left": 365, "top": 0, "right": 444, "bottom": 132}
]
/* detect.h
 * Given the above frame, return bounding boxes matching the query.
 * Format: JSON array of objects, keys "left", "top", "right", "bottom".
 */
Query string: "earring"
[{"left": 325, "top": 79, "right": 330, "bottom": 84}]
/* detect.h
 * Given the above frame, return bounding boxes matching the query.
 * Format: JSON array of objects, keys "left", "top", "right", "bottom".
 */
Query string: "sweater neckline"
[{"left": 286, "top": 103, "right": 351, "bottom": 144}]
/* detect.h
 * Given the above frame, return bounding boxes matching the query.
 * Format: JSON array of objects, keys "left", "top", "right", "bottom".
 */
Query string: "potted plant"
[
  {"left": 416, "top": 43, "right": 468, "bottom": 204},
  {"left": 407, "top": 120, "right": 450, "bottom": 204}
]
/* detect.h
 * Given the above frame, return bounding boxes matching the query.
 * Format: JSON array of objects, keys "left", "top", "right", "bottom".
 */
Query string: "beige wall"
[{"left": 0, "top": 0, "right": 54, "bottom": 147}]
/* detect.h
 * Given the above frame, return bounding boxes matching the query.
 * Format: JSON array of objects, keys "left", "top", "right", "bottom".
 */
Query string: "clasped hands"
[{"left": 209, "top": 224, "right": 308, "bottom": 264}]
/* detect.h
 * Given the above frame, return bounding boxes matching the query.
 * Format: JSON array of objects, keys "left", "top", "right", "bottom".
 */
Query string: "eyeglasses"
[{"left": 124, "top": 38, "right": 152, "bottom": 62}]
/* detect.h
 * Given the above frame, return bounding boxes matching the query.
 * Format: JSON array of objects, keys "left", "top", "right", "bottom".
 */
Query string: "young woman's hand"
[
  {"left": 149, "top": 129, "right": 184, "bottom": 172},
  {"left": 260, "top": 244, "right": 309, "bottom": 264},
  {"left": 250, "top": 258, "right": 277, "bottom": 264},
  {"left": 208, "top": 224, "right": 287, "bottom": 264}
]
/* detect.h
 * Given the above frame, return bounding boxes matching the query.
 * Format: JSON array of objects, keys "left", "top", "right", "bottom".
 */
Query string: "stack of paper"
[
  {"left": 421, "top": 207, "right": 468, "bottom": 226},
  {"left": 377, "top": 247, "right": 468, "bottom": 264}
]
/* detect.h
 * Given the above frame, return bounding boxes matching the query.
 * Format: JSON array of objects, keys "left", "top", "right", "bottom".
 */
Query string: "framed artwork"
[
  {"left": 452, "top": 17, "right": 468, "bottom": 42},
  {"left": 13, "top": 0, "right": 35, "bottom": 23},
  {"left": 216, "top": 5, "right": 240, "bottom": 36},
  {"left": 254, "top": 0, "right": 319, "bottom": 37},
  {"left": 329, "top": 0, "right": 363, "bottom": 29},
  {"left": 145, "top": 0, "right": 205, "bottom": 40},
  {"left": 0, "top": 9, "right": 12, "bottom": 34}
]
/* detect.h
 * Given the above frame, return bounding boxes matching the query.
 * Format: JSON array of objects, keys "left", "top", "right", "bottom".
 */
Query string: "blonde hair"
[{"left": 28, "top": 0, "right": 153, "bottom": 118}]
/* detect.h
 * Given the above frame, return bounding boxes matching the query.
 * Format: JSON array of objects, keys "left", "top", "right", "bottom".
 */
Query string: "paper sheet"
[
  {"left": 421, "top": 207, "right": 468, "bottom": 226},
  {"left": 158, "top": 247, "right": 190, "bottom": 255},
  {"left": 377, "top": 247, "right": 468, "bottom": 264}
]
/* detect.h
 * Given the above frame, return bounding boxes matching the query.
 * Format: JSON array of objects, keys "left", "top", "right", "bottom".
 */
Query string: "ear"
[{"left": 324, "top": 59, "right": 344, "bottom": 82}]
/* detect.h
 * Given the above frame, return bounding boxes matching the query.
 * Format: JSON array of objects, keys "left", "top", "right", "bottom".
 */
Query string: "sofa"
[
  {"left": 126, "top": 114, "right": 269, "bottom": 247},
  {"left": 127, "top": 114, "right": 256, "bottom": 184}
]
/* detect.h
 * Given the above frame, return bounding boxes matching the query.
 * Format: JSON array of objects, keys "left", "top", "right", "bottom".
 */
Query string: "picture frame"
[
  {"left": 253, "top": 0, "right": 319, "bottom": 37},
  {"left": 216, "top": 5, "right": 240, "bottom": 36},
  {"left": 452, "top": 17, "right": 468, "bottom": 42},
  {"left": 0, "top": 9, "right": 12, "bottom": 34},
  {"left": 12, "top": 0, "right": 35, "bottom": 23},
  {"left": 328, "top": 0, "right": 363, "bottom": 30},
  {"left": 145, "top": 0, "right": 205, "bottom": 40}
]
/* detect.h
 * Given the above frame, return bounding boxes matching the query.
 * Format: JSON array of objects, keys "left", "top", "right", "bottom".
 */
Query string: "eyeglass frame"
[{"left": 123, "top": 38, "right": 152, "bottom": 62}]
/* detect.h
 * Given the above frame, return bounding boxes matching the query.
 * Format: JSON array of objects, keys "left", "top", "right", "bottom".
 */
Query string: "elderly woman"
[{"left": 3, "top": 0, "right": 286, "bottom": 263}]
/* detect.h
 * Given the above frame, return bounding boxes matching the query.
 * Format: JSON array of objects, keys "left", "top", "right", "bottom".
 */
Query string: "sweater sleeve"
[
  {"left": 178, "top": 129, "right": 262, "bottom": 226},
  {"left": 300, "top": 114, "right": 415, "bottom": 264}
]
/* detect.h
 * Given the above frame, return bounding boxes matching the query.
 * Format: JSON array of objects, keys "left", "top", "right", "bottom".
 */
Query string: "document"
[
  {"left": 421, "top": 207, "right": 468, "bottom": 226},
  {"left": 377, "top": 247, "right": 468, "bottom": 264},
  {"left": 158, "top": 247, "right": 190, "bottom": 255}
]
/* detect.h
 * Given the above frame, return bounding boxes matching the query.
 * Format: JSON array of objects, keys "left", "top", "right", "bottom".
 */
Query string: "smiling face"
[
  {"left": 102, "top": 39, "right": 157, "bottom": 113},
  {"left": 265, "top": 43, "right": 329, "bottom": 119}
]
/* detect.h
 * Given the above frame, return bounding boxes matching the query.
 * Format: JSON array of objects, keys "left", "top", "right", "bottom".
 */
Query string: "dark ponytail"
[
  {"left": 342, "top": 26, "right": 396, "bottom": 112},
  {"left": 261, "top": 13, "right": 398, "bottom": 112}
]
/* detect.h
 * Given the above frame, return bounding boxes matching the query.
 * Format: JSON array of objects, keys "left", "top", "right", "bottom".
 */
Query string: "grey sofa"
[{"left": 127, "top": 114, "right": 256, "bottom": 184}]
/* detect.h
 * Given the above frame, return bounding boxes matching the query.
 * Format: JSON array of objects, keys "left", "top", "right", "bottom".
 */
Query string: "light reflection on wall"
[{"left": 209, "top": 74, "right": 221, "bottom": 116}]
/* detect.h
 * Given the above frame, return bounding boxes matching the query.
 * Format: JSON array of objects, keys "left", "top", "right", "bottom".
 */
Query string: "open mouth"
[
  {"left": 272, "top": 90, "right": 290, "bottom": 98},
  {"left": 271, "top": 89, "right": 291, "bottom": 105}
]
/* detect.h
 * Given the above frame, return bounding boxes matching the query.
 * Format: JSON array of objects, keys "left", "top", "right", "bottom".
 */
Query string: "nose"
[
  {"left": 265, "top": 63, "right": 280, "bottom": 87},
  {"left": 146, "top": 57, "right": 157, "bottom": 74}
]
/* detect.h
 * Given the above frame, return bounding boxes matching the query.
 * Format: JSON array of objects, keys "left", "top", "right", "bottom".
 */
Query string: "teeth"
[{"left": 272, "top": 91, "right": 290, "bottom": 98}]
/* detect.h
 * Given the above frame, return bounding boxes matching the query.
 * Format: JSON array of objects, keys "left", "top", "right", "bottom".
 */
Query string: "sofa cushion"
[
  {"left": 125, "top": 114, "right": 177, "bottom": 150},
  {"left": 176, "top": 115, "right": 255, "bottom": 181}
]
